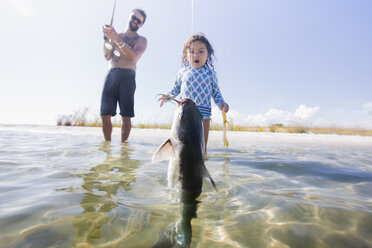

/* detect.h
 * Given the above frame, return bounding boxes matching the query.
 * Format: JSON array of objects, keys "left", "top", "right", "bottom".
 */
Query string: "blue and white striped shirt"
[{"left": 168, "top": 66, "right": 225, "bottom": 118}]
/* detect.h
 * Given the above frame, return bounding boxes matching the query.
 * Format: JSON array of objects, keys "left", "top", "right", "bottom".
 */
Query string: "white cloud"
[
  {"left": 363, "top": 102, "right": 372, "bottom": 116},
  {"left": 295, "top": 105, "right": 320, "bottom": 120},
  {"left": 133, "top": 103, "right": 371, "bottom": 130},
  {"left": 212, "top": 105, "right": 320, "bottom": 127}
]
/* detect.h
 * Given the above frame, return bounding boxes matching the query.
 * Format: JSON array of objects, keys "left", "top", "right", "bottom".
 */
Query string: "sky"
[{"left": 1, "top": 0, "right": 371, "bottom": 129}]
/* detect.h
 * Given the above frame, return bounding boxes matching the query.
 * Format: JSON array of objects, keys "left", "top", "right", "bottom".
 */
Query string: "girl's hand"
[
  {"left": 158, "top": 94, "right": 171, "bottom": 107},
  {"left": 220, "top": 103, "right": 229, "bottom": 113}
]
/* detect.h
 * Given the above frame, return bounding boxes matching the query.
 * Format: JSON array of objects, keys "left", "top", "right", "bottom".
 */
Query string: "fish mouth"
[
  {"left": 180, "top": 98, "right": 194, "bottom": 106},
  {"left": 157, "top": 94, "right": 180, "bottom": 104}
]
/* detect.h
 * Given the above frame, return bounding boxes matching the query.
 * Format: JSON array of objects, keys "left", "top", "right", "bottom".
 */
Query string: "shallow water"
[{"left": 0, "top": 125, "right": 372, "bottom": 248}]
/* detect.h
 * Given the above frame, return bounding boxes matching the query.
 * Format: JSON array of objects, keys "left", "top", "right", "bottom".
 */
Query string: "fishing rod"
[
  {"left": 104, "top": 0, "right": 120, "bottom": 57},
  {"left": 109, "top": 0, "right": 117, "bottom": 27},
  {"left": 103, "top": 0, "right": 117, "bottom": 40}
]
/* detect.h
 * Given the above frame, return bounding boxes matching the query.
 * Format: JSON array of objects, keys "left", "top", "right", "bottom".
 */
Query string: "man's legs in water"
[
  {"left": 101, "top": 115, "right": 112, "bottom": 141},
  {"left": 121, "top": 116, "right": 131, "bottom": 143}
]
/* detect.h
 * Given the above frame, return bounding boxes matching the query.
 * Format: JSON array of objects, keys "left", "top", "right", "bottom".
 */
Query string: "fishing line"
[
  {"left": 191, "top": 0, "right": 229, "bottom": 148},
  {"left": 191, "top": 0, "right": 194, "bottom": 34}
]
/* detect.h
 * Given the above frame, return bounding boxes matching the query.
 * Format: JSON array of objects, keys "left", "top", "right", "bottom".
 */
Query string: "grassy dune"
[
  {"left": 57, "top": 109, "right": 372, "bottom": 136},
  {"left": 210, "top": 123, "right": 372, "bottom": 136}
]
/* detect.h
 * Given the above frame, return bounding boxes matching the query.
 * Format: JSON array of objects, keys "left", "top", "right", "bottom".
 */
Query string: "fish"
[
  {"left": 152, "top": 96, "right": 216, "bottom": 194},
  {"left": 152, "top": 96, "right": 216, "bottom": 247}
]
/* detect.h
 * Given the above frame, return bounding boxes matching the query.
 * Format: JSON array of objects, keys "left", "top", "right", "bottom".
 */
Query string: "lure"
[{"left": 222, "top": 110, "right": 229, "bottom": 148}]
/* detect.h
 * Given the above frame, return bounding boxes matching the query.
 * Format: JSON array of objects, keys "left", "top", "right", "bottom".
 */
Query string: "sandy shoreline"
[{"left": 1, "top": 124, "right": 372, "bottom": 147}]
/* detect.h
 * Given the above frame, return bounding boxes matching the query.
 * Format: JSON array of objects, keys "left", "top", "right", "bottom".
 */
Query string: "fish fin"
[
  {"left": 202, "top": 164, "right": 217, "bottom": 191},
  {"left": 152, "top": 139, "right": 175, "bottom": 163}
]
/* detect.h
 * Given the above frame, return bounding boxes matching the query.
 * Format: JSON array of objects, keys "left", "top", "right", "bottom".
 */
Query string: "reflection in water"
[
  {"left": 152, "top": 154, "right": 220, "bottom": 247},
  {"left": 153, "top": 191, "right": 200, "bottom": 248},
  {"left": 222, "top": 155, "right": 230, "bottom": 184},
  {"left": 152, "top": 157, "right": 229, "bottom": 247},
  {"left": 72, "top": 142, "right": 140, "bottom": 246}
]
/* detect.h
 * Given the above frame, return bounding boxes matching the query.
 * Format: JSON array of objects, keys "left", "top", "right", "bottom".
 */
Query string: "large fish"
[
  {"left": 152, "top": 97, "right": 216, "bottom": 195},
  {"left": 152, "top": 97, "right": 216, "bottom": 247}
]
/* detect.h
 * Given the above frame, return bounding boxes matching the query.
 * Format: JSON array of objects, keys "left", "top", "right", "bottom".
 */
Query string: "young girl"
[{"left": 159, "top": 34, "right": 229, "bottom": 152}]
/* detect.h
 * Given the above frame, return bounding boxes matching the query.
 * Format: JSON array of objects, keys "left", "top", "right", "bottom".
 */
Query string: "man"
[{"left": 101, "top": 9, "right": 147, "bottom": 142}]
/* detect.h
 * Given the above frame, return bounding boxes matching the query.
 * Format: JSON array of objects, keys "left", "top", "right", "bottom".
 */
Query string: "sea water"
[{"left": 0, "top": 125, "right": 371, "bottom": 248}]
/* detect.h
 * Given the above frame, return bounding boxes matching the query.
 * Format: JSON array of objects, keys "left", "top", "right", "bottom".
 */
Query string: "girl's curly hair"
[{"left": 182, "top": 33, "right": 215, "bottom": 70}]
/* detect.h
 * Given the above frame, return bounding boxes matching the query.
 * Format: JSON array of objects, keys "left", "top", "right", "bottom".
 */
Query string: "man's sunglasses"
[{"left": 131, "top": 15, "right": 143, "bottom": 25}]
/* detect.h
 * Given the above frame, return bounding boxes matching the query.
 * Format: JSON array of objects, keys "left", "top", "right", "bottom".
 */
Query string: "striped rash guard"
[{"left": 168, "top": 65, "right": 225, "bottom": 118}]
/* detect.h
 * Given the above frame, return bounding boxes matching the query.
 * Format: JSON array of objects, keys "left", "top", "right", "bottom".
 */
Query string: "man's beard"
[{"left": 129, "top": 21, "right": 139, "bottom": 31}]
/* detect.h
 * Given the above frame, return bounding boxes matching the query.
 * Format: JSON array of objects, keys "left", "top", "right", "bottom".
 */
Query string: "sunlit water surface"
[{"left": 0, "top": 125, "right": 372, "bottom": 248}]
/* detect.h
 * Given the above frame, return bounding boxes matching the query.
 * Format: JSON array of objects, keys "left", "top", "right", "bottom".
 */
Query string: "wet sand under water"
[{"left": 0, "top": 125, "right": 372, "bottom": 247}]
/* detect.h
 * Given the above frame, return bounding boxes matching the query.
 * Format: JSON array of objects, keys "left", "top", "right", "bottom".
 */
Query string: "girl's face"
[{"left": 187, "top": 41, "right": 209, "bottom": 69}]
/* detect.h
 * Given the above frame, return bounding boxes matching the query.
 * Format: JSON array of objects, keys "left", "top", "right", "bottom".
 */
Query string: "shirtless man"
[{"left": 101, "top": 9, "right": 147, "bottom": 142}]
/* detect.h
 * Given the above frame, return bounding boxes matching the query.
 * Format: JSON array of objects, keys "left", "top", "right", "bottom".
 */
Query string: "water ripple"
[{"left": 0, "top": 126, "right": 372, "bottom": 247}]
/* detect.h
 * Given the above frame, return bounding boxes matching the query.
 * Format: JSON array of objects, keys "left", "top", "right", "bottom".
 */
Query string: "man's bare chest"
[{"left": 121, "top": 35, "right": 139, "bottom": 48}]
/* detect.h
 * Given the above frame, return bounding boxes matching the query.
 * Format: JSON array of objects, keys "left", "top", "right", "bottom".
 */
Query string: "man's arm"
[
  {"left": 102, "top": 26, "right": 147, "bottom": 62},
  {"left": 116, "top": 37, "right": 147, "bottom": 62}
]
